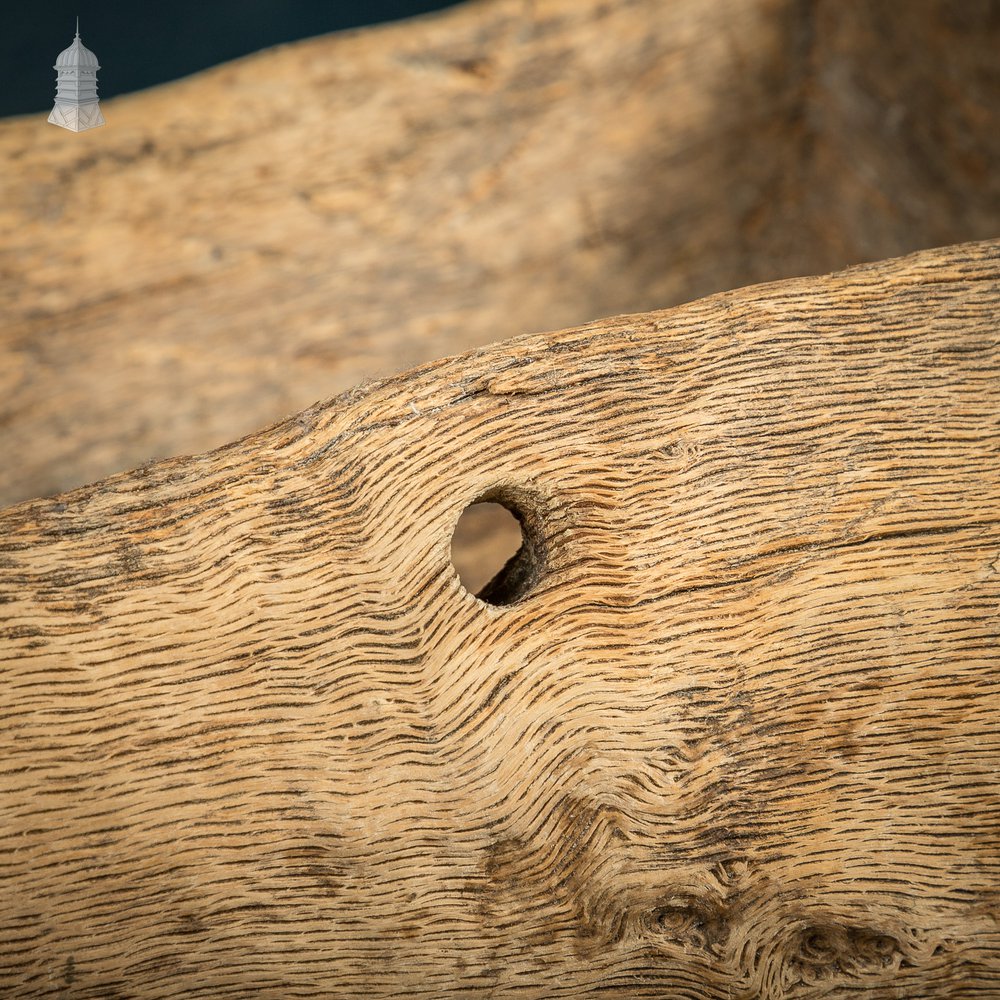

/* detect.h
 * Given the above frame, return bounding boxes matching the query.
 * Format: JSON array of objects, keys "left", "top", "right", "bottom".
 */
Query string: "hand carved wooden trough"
[{"left": 2, "top": 240, "right": 998, "bottom": 996}]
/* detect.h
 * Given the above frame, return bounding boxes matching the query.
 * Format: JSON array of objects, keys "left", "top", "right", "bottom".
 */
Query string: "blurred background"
[
  {"left": 1, "top": 0, "right": 998, "bottom": 592},
  {"left": 1, "top": 2, "right": 463, "bottom": 117}
]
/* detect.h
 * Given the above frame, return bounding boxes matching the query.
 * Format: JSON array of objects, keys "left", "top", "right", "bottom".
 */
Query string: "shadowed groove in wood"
[{"left": 0, "top": 240, "right": 999, "bottom": 997}]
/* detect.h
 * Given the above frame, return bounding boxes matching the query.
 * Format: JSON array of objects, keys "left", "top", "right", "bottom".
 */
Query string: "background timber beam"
[
  {"left": 1, "top": 0, "right": 998, "bottom": 506},
  {"left": 1, "top": 239, "right": 999, "bottom": 997}
]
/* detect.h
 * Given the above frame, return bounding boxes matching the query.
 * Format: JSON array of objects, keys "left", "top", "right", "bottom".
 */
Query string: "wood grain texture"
[
  {"left": 1, "top": 239, "right": 999, "bottom": 997},
  {"left": 1, "top": 0, "right": 999, "bottom": 506}
]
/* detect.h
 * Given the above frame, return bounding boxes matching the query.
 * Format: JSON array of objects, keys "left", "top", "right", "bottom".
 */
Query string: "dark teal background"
[{"left": 4, "top": 1, "right": 466, "bottom": 117}]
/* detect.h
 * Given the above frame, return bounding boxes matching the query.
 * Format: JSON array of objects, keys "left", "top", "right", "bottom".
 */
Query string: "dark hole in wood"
[{"left": 451, "top": 491, "right": 544, "bottom": 605}]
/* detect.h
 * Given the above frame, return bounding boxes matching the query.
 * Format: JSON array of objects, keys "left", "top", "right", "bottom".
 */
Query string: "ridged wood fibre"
[{"left": 1, "top": 240, "right": 999, "bottom": 997}]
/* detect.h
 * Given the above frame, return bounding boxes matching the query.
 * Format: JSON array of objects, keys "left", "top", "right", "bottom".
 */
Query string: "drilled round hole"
[{"left": 450, "top": 492, "right": 544, "bottom": 605}]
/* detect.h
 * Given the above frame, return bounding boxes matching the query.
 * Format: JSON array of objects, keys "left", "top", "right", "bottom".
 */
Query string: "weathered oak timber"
[
  {"left": 1, "top": 0, "right": 999, "bottom": 506},
  {"left": 1, "top": 240, "right": 999, "bottom": 997}
]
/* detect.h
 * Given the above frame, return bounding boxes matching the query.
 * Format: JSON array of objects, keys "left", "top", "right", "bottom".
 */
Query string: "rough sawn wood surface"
[{"left": 1, "top": 239, "right": 999, "bottom": 997}]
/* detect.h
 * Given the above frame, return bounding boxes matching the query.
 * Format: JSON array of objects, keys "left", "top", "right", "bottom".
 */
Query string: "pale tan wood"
[
  {"left": 1, "top": 0, "right": 998, "bottom": 506},
  {"left": 1, "top": 239, "right": 999, "bottom": 997}
]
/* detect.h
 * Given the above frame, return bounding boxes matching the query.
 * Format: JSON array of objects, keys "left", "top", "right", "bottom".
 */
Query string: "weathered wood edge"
[{"left": 1, "top": 238, "right": 999, "bottom": 998}]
